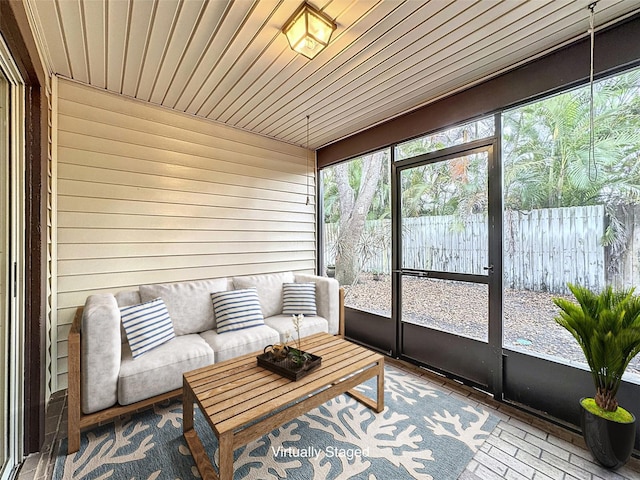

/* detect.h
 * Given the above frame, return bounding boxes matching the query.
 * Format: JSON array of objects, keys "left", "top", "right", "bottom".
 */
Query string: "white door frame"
[{"left": 0, "top": 32, "right": 26, "bottom": 480}]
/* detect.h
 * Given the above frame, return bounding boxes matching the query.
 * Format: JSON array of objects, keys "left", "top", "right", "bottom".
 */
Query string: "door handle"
[{"left": 393, "top": 269, "right": 429, "bottom": 277}]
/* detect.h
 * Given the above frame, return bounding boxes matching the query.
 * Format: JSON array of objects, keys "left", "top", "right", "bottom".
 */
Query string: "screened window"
[
  {"left": 501, "top": 66, "right": 640, "bottom": 379},
  {"left": 321, "top": 149, "right": 391, "bottom": 317}
]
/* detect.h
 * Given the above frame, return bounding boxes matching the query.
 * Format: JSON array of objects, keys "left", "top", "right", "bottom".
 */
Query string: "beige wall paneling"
[{"left": 54, "top": 78, "right": 316, "bottom": 390}]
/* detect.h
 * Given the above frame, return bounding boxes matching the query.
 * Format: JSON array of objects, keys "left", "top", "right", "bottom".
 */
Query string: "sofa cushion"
[
  {"left": 232, "top": 271, "right": 295, "bottom": 317},
  {"left": 118, "top": 334, "right": 214, "bottom": 405},
  {"left": 200, "top": 325, "right": 280, "bottom": 362},
  {"left": 115, "top": 290, "right": 141, "bottom": 307},
  {"left": 139, "top": 278, "right": 228, "bottom": 335},
  {"left": 120, "top": 298, "right": 176, "bottom": 358},
  {"left": 264, "top": 315, "right": 329, "bottom": 344},
  {"left": 282, "top": 282, "right": 317, "bottom": 315},
  {"left": 212, "top": 288, "right": 264, "bottom": 333},
  {"left": 81, "top": 294, "right": 122, "bottom": 414}
]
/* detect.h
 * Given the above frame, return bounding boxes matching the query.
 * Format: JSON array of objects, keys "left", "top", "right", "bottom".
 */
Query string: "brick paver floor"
[{"left": 16, "top": 359, "right": 640, "bottom": 480}]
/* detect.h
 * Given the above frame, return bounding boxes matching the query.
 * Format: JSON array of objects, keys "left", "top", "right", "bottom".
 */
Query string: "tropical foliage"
[
  {"left": 323, "top": 150, "right": 388, "bottom": 285},
  {"left": 503, "top": 69, "right": 640, "bottom": 272},
  {"left": 400, "top": 152, "right": 488, "bottom": 218},
  {"left": 322, "top": 66, "right": 640, "bottom": 285},
  {"left": 553, "top": 284, "right": 640, "bottom": 412},
  {"left": 503, "top": 69, "right": 640, "bottom": 211}
]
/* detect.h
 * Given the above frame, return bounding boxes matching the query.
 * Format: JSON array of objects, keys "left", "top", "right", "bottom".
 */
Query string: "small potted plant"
[
  {"left": 287, "top": 314, "right": 311, "bottom": 368},
  {"left": 553, "top": 283, "right": 640, "bottom": 469}
]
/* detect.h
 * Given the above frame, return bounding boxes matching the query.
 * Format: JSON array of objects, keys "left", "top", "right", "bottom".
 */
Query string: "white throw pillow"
[
  {"left": 212, "top": 288, "right": 265, "bottom": 334},
  {"left": 282, "top": 283, "right": 317, "bottom": 315},
  {"left": 120, "top": 298, "right": 176, "bottom": 358}
]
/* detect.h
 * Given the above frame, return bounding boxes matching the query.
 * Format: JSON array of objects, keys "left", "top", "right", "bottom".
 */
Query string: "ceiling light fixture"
[{"left": 282, "top": 2, "right": 336, "bottom": 60}]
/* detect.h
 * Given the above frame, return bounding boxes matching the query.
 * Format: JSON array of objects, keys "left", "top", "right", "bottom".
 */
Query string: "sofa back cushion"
[
  {"left": 139, "top": 278, "right": 228, "bottom": 335},
  {"left": 232, "top": 271, "right": 294, "bottom": 318},
  {"left": 115, "top": 290, "right": 141, "bottom": 307}
]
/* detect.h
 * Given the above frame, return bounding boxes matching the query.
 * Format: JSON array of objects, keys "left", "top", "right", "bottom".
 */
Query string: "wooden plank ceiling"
[{"left": 28, "top": 0, "right": 640, "bottom": 150}]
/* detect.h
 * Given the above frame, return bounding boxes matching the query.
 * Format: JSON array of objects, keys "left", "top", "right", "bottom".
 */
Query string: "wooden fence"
[
  {"left": 502, "top": 206, "right": 605, "bottom": 293},
  {"left": 323, "top": 205, "right": 640, "bottom": 294}
]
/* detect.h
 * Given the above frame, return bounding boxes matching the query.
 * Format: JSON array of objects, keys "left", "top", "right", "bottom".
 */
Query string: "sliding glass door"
[
  {"left": 0, "top": 37, "right": 24, "bottom": 480},
  {"left": 0, "top": 63, "right": 11, "bottom": 480},
  {"left": 0, "top": 66, "right": 8, "bottom": 480}
]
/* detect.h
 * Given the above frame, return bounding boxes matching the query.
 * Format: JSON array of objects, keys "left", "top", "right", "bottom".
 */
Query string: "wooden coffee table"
[{"left": 182, "top": 333, "right": 384, "bottom": 480}]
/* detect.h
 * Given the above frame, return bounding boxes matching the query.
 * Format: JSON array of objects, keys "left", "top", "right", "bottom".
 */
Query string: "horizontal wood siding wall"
[{"left": 54, "top": 78, "right": 315, "bottom": 390}]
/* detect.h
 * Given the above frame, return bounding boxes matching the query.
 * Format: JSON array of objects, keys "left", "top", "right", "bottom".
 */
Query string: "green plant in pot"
[{"left": 553, "top": 283, "right": 640, "bottom": 469}]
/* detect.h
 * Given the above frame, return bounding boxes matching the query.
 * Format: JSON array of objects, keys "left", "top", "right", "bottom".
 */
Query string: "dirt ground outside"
[{"left": 343, "top": 274, "right": 640, "bottom": 378}]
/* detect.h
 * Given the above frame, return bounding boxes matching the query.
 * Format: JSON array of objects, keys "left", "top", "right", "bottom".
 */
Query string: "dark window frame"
[{"left": 317, "top": 17, "right": 640, "bottom": 449}]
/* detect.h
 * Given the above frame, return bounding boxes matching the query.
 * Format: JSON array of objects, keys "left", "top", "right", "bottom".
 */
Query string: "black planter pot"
[{"left": 580, "top": 398, "right": 636, "bottom": 470}]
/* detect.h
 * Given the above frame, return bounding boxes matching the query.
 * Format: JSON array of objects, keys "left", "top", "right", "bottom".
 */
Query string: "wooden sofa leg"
[
  {"left": 339, "top": 287, "right": 345, "bottom": 338},
  {"left": 67, "top": 308, "right": 83, "bottom": 454},
  {"left": 67, "top": 409, "right": 80, "bottom": 454}
]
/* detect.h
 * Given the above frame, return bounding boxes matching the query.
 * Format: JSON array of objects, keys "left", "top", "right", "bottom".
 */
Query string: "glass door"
[
  {"left": 0, "top": 65, "right": 10, "bottom": 480},
  {"left": 397, "top": 143, "right": 499, "bottom": 388},
  {"left": 0, "top": 38, "right": 24, "bottom": 480}
]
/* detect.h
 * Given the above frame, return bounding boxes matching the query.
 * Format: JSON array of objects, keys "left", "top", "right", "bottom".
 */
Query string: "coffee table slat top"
[
  {"left": 183, "top": 333, "right": 382, "bottom": 436},
  {"left": 185, "top": 334, "right": 347, "bottom": 387},
  {"left": 199, "top": 343, "right": 373, "bottom": 414}
]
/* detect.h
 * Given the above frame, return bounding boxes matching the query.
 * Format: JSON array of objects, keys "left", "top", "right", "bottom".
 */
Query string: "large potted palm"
[{"left": 554, "top": 284, "right": 640, "bottom": 469}]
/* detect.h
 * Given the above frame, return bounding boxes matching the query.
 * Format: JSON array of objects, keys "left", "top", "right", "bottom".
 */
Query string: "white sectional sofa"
[{"left": 67, "top": 271, "right": 342, "bottom": 453}]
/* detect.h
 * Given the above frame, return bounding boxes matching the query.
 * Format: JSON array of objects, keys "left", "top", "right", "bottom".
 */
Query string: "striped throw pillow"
[
  {"left": 120, "top": 298, "right": 176, "bottom": 358},
  {"left": 282, "top": 283, "right": 317, "bottom": 315},
  {"left": 212, "top": 288, "right": 265, "bottom": 333}
]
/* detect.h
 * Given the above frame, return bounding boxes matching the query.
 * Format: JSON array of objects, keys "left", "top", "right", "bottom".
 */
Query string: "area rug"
[{"left": 53, "top": 365, "right": 498, "bottom": 479}]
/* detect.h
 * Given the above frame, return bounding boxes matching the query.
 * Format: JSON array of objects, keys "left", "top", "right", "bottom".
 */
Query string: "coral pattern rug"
[{"left": 53, "top": 365, "right": 498, "bottom": 479}]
